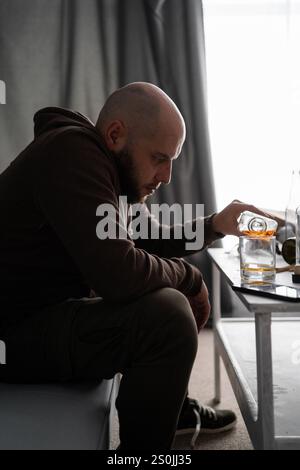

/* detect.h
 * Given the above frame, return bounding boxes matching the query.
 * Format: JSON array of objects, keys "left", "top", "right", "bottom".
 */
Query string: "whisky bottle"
[
  {"left": 281, "top": 237, "right": 296, "bottom": 265},
  {"left": 238, "top": 211, "right": 278, "bottom": 237}
]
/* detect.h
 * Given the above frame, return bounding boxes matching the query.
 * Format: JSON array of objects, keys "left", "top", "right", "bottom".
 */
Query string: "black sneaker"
[{"left": 176, "top": 398, "right": 237, "bottom": 448}]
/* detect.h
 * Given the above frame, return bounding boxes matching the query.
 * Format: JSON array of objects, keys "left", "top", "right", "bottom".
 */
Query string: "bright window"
[{"left": 203, "top": 0, "right": 300, "bottom": 215}]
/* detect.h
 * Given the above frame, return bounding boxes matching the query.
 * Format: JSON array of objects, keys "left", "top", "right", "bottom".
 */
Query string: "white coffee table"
[{"left": 208, "top": 248, "right": 300, "bottom": 450}]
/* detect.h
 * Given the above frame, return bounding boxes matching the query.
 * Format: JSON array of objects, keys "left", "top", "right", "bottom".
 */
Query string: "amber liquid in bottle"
[{"left": 242, "top": 229, "right": 276, "bottom": 237}]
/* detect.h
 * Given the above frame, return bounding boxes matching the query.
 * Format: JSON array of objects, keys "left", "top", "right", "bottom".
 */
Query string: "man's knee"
[
  {"left": 151, "top": 287, "right": 195, "bottom": 324},
  {"left": 139, "top": 288, "right": 198, "bottom": 358}
]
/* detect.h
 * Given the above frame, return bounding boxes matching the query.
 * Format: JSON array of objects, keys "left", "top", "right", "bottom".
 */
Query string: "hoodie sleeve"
[
  {"left": 131, "top": 203, "right": 224, "bottom": 258},
  {"left": 33, "top": 130, "right": 202, "bottom": 302}
]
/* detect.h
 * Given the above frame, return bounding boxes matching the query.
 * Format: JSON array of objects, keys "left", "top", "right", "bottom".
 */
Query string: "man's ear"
[{"left": 105, "top": 120, "right": 127, "bottom": 151}]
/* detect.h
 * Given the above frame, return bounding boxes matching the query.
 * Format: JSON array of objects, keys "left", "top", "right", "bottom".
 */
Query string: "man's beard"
[{"left": 113, "top": 146, "right": 143, "bottom": 204}]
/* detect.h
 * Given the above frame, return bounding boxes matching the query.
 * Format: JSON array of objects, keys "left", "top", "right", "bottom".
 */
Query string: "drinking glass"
[{"left": 239, "top": 236, "right": 276, "bottom": 283}]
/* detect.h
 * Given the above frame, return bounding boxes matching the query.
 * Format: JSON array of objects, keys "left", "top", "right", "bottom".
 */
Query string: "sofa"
[{"left": 0, "top": 376, "right": 119, "bottom": 449}]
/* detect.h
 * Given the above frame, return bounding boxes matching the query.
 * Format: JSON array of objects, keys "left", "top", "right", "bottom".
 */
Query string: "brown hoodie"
[{"left": 0, "top": 107, "right": 222, "bottom": 327}]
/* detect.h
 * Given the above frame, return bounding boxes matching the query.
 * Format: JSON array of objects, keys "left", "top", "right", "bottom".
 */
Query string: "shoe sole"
[{"left": 175, "top": 418, "right": 237, "bottom": 435}]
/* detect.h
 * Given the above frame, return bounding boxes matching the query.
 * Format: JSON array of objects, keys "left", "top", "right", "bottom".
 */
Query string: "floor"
[{"left": 110, "top": 327, "right": 254, "bottom": 450}]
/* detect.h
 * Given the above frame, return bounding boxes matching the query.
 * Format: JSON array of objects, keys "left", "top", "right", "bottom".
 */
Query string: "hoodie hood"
[
  {"left": 32, "top": 106, "right": 120, "bottom": 195},
  {"left": 33, "top": 107, "right": 96, "bottom": 138}
]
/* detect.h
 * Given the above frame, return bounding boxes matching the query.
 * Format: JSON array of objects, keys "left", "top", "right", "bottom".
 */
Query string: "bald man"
[{"left": 0, "top": 82, "right": 269, "bottom": 449}]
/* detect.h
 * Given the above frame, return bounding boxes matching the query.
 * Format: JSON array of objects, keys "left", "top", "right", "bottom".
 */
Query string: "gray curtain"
[{"left": 0, "top": 0, "right": 227, "bottom": 308}]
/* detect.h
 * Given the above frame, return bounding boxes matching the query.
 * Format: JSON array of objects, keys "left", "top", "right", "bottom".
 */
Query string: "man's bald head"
[
  {"left": 96, "top": 83, "right": 186, "bottom": 203},
  {"left": 96, "top": 82, "right": 185, "bottom": 143}
]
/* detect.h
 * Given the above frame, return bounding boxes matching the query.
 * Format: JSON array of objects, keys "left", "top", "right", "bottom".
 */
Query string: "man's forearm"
[{"left": 134, "top": 214, "right": 224, "bottom": 259}]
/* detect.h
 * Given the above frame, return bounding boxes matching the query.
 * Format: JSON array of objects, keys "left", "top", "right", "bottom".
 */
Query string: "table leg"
[
  {"left": 212, "top": 264, "right": 221, "bottom": 403},
  {"left": 255, "top": 312, "right": 276, "bottom": 449}
]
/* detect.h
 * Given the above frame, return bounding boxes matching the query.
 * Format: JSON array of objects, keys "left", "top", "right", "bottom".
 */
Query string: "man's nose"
[{"left": 159, "top": 161, "right": 172, "bottom": 185}]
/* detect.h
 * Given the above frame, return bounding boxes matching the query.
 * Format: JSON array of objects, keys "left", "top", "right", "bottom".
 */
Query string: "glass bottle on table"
[
  {"left": 293, "top": 205, "right": 300, "bottom": 283},
  {"left": 285, "top": 169, "right": 300, "bottom": 241}
]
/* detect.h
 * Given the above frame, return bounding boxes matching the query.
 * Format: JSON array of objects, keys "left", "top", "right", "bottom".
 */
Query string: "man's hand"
[
  {"left": 187, "top": 281, "right": 211, "bottom": 331},
  {"left": 211, "top": 199, "right": 284, "bottom": 237}
]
